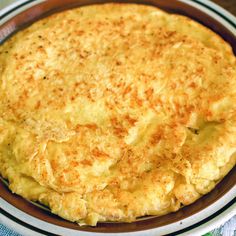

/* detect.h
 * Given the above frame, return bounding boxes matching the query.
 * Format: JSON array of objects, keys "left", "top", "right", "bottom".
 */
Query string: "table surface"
[{"left": 0, "top": 0, "right": 235, "bottom": 236}]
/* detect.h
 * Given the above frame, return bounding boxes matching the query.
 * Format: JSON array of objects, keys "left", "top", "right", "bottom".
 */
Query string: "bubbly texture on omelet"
[{"left": 0, "top": 3, "right": 236, "bottom": 225}]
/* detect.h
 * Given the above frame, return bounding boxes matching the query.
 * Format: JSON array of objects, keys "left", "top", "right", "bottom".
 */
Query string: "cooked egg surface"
[{"left": 0, "top": 3, "right": 236, "bottom": 225}]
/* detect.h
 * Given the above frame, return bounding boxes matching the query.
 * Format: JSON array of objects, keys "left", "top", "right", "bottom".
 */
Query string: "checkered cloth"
[{"left": 0, "top": 224, "right": 20, "bottom": 236}]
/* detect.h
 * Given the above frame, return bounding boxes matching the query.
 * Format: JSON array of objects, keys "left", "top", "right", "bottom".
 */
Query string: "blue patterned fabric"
[{"left": 0, "top": 224, "right": 21, "bottom": 236}]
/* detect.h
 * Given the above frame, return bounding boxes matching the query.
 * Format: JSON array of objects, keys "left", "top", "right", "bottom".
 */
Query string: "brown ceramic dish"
[{"left": 0, "top": 1, "right": 236, "bottom": 235}]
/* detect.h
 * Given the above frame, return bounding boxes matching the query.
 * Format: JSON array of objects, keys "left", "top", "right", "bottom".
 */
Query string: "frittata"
[{"left": 0, "top": 3, "right": 236, "bottom": 225}]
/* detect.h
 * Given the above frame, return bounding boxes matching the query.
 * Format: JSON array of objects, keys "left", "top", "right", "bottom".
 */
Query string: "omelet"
[{"left": 0, "top": 3, "right": 236, "bottom": 226}]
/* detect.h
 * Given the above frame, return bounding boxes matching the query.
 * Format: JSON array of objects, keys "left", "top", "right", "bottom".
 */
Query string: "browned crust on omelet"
[{"left": 0, "top": 3, "right": 236, "bottom": 225}]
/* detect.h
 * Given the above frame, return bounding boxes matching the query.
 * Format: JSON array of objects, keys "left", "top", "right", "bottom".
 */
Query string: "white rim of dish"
[
  {"left": 0, "top": 0, "right": 236, "bottom": 235},
  {"left": 1, "top": 189, "right": 235, "bottom": 236},
  {"left": 0, "top": 0, "right": 236, "bottom": 36}
]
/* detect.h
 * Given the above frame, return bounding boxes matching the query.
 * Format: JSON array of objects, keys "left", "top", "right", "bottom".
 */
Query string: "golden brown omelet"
[{"left": 0, "top": 3, "right": 236, "bottom": 225}]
